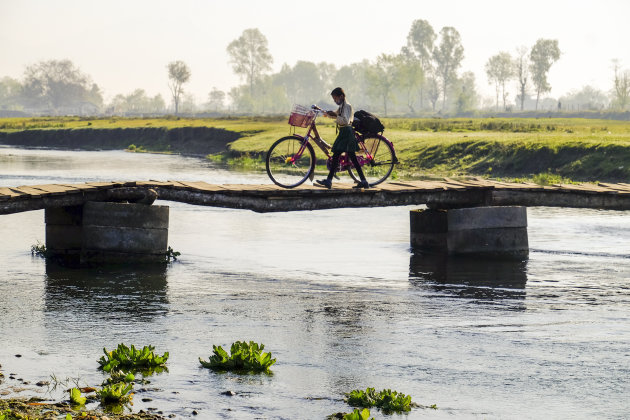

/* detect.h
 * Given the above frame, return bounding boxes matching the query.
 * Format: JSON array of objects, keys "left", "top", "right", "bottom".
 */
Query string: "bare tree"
[
  {"left": 514, "top": 46, "right": 529, "bottom": 111},
  {"left": 529, "top": 39, "right": 561, "bottom": 110},
  {"left": 167, "top": 60, "right": 191, "bottom": 115},
  {"left": 432, "top": 27, "right": 464, "bottom": 111},
  {"left": 612, "top": 60, "right": 630, "bottom": 110},
  {"left": 485, "top": 52, "right": 514, "bottom": 111},
  {"left": 226, "top": 28, "right": 273, "bottom": 97}
]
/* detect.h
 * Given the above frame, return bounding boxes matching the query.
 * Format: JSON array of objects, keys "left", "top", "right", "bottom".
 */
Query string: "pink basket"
[{"left": 288, "top": 104, "right": 315, "bottom": 128}]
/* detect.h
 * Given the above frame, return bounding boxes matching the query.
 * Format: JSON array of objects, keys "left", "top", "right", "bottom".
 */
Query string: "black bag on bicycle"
[{"left": 352, "top": 110, "right": 385, "bottom": 135}]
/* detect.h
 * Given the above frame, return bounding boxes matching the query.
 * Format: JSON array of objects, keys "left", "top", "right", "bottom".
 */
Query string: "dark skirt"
[{"left": 331, "top": 126, "right": 360, "bottom": 153}]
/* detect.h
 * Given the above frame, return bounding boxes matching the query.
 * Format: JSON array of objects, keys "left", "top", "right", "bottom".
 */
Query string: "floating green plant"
[
  {"left": 102, "top": 370, "right": 135, "bottom": 386},
  {"left": 345, "top": 388, "right": 415, "bottom": 413},
  {"left": 69, "top": 387, "right": 86, "bottom": 406},
  {"left": 30, "top": 241, "right": 48, "bottom": 258},
  {"left": 96, "top": 381, "right": 134, "bottom": 404},
  {"left": 98, "top": 343, "right": 169, "bottom": 373},
  {"left": 327, "top": 408, "right": 374, "bottom": 420},
  {"left": 199, "top": 341, "right": 276, "bottom": 373},
  {"left": 165, "top": 246, "right": 181, "bottom": 262}
]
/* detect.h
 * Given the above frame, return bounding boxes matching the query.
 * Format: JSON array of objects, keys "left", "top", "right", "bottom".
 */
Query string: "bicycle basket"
[{"left": 288, "top": 104, "right": 316, "bottom": 128}]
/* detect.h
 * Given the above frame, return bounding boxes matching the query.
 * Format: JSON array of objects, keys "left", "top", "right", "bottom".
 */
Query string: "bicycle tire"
[
  {"left": 266, "top": 136, "right": 316, "bottom": 188},
  {"left": 348, "top": 134, "right": 396, "bottom": 186}
]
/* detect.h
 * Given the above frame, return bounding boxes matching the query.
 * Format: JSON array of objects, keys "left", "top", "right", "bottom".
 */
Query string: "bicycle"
[{"left": 266, "top": 104, "right": 398, "bottom": 188}]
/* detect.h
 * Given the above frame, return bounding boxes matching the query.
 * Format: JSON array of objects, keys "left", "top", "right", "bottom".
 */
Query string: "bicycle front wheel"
[
  {"left": 266, "top": 136, "right": 316, "bottom": 188},
  {"left": 348, "top": 135, "right": 396, "bottom": 186}
]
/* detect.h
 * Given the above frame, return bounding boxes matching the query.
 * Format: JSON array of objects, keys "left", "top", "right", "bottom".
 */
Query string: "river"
[{"left": 0, "top": 147, "right": 629, "bottom": 419}]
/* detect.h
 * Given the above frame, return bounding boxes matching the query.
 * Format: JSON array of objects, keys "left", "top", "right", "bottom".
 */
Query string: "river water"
[{"left": 0, "top": 147, "right": 629, "bottom": 419}]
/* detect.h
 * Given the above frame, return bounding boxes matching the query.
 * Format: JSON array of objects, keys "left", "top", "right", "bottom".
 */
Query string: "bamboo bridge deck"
[{"left": 2, "top": 179, "right": 630, "bottom": 214}]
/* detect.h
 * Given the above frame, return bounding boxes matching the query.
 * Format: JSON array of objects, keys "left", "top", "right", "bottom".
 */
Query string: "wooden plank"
[
  {"left": 85, "top": 182, "right": 121, "bottom": 189},
  {"left": 0, "top": 187, "right": 27, "bottom": 200},
  {"left": 12, "top": 186, "right": 50, "bottom": 197},
  {"left": 28, "top": 184, "right": 81, "bottom": 195},
  {"left": 57, "top": 183, "right": 99, "bottom": 192},
  {"left": 177, "top": 181, "right": 228, "bottom": 192},
  {"left": 137, "top": 180, "right": 178, "bottom": 187},
  {"left": 599, "top": 183, "right": 630, "bottom": 192}
]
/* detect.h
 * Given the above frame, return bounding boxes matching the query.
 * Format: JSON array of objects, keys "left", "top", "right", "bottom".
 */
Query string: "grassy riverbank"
[{"left": 2, "top": 116, "right": 630, "bottom": 183}]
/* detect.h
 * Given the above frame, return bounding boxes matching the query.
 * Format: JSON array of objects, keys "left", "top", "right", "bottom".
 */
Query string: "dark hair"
[{"left": 331, "top": 87, "right": 345, "bottom": 97}]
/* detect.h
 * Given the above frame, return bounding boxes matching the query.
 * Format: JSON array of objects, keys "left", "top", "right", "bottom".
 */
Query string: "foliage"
[
  {"left": 345, "top": 388, "right": 413, "bottom": 413},
  {"left": 69, "top": 387, "right": 86, "bottom": 405},
  {"left": 328, "top": 408, "right": 374, "bottom": 420},
  {"left": 486, "top": 52, "right": 514, "bottom": 111},
  {"left": 165, "top": 246, "right": 181, "bottom": 262},
  {"left": 102, "top": 370, "right": 135, "bottom": 386},
  {"left": 199, "top": 340, "right": 276, "bottom": 373},
  {"left": 529, "top": 39, "right": 561, "bottom": 109},
  {"left": 98, "top": 343, "right": 169, "bottom": 373},
  {"left": 30, "top": 241, "right": 47, "bottom": 258},
  {"left": 227, "top": 28, "right": 273, "bottom": 96},
  {"left": 432, "top": 27, "right": 464, "bottom": 111},
  {"left": 95, "top": 381, "right": 134, "bottom": 404}
]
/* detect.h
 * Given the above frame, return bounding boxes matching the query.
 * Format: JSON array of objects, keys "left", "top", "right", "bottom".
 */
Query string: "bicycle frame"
[{"left": 289, "top": 113, "right": 391, "bottom": 173}]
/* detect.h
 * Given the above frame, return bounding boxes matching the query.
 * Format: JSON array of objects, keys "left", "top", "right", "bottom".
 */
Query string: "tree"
[
  {"left": 0, "top": 77, "right": 23, "bottom": 110},
  {"left": 208, "top": 87, "right": 226, "bottom": 111},
  {"left": 432, "top": 27, "right": 464, "bottom": 111},
  {"left": 559, "top": 85, "right": 609, "bottom": 111},
  {"left": 275, "top": 61, "right": 325, "bottom": 106},
  {"left": 365, "top": 54, "right": 400, "bottom": 116},
  {"left": 397, "top": 54, "right": 424, "bottom": 114},
  {"left": 167, "top": 60, "right": 191, "bottom": 115},
  {"left": 226, "top": 28, "right": 273, "bottom": 97},
  {"left": 514, "top": 46, "right": 529, "bottom": 111},
  {"left": 454, "top": 72, "right": 478, "bottom": 114},
  {"left": 612, "top": 60, "right": 630, "bottom": 110},
  {"left": 406, "top": 19, "right": 436, "bottom": 109},
  {"left": 529, "top": 39, "right": 561, "bottom": 110},
  {"left": 485, "top": 52, "right": 514, "bottom": 111},
  {"left": 21, "top": 59, "right": 102, "bottom": 113}
]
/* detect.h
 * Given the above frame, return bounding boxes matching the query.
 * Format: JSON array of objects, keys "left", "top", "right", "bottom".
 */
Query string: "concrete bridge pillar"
[
  {"left": 410, "top": 206, "right": 528, "bottom": 258},
  {"left": 46, "top": 201, "right": 169, "bottom": 265}
]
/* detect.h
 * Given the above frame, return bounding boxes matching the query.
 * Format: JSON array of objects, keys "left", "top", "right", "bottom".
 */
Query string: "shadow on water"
[
  {"left": 408, "top": 252, "right": 528, "bottom": 301},
  {"left": 44, "top": 261, "right": 169, "bottom": 322}
]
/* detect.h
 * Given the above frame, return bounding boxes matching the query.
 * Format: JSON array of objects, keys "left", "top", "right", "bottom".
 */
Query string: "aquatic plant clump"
[
  {"left": 98, "top": 343, "right": 169, "bottom": 373},
  {"left": 345, "top": 388, "right": 414, "bottom": 413},
  {"left": 327, "top": 408, "right": 374, "bottom": 420},
  {"left": 96, "top": 381, "right": 134, "bottom": 404},
  {"left": 199, "top": 340, "right": 276, "bottom": 373},
  {"left": 69, "top": 387, "right": 87, "bottom": 406}
]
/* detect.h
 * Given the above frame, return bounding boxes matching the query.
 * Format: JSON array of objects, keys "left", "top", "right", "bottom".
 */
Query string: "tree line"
[{"left": 1, "top": 20, "right": 630, "bottom": 116}]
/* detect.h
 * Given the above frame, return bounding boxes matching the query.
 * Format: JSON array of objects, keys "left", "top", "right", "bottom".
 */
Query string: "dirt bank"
[{"left": 0, "top": 127, "right": 241, "bottom": 156}]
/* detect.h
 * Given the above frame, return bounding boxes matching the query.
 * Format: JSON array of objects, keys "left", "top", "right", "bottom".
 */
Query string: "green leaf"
[{"left": 69, "top": 387, "right": 86, "bottom": 405}]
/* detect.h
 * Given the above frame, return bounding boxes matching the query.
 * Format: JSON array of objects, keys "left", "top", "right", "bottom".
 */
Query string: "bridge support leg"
[
  {"left": 46, "top": 201, "right": 169, "bottom": 265},
  {"left": 410, "top": 206, "right": 528, "bottom": 259}
]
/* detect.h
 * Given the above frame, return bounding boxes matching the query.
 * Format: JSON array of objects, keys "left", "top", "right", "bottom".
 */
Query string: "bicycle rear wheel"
[
  {"left": 266, "top": 136, "right": 316, "bottom": 188},
  {"left": 348, "top": 135, "right": 396, "bottom": 186}
]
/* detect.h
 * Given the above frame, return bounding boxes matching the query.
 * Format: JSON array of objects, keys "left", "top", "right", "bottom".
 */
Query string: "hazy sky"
[{"left": 2, "top": 0, "right": 630, "bottom": 106}]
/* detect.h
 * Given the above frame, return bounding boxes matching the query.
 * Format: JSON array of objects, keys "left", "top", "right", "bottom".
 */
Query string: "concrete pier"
[
  {"left": 410, "top": 206, "right": 528, "bottom": 258},
  {"left": 46, "top": 201, "right": 169, "bottom": 265}
]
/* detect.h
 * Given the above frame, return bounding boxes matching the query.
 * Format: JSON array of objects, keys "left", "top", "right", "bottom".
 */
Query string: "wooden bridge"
[{"left": 2, "top": 178, "right": 630, "bottom": 214}]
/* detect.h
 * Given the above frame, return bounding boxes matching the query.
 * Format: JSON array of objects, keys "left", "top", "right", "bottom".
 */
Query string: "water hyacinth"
[
  {"left": 98, "top": 343, "right": 169, "bottom": 373},
  {"left": 199, "top": 340, "right": 276, "bottom": 373}
]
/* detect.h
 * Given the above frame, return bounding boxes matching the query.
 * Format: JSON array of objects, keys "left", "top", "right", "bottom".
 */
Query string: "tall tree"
[
  {"left": 485, "top": 52, "right": 514, "bottom": 111},
  {"left": 514, "top": 46, "right": 529, "bottom": 111},
  {"left": 406, "top": 19, "right": 436, "bottom": 109},
  {"left": 612, "top": 60, "right": 630, "bottom": 110},
  {"left": 365, "top": 54, "right": 400, "bottom": 116},
  {"left": 455, "top": 72, "right": 478, "bottom": 114},
  {"left": 425, "top": 71, "right": 441, "bottom": 112},
  {"left": 167, "top": 60, "right": 191, "bottom": 115},
  {"left": 529, "top": 39, "right": 561, "bottom": 110},
  {"left": 397, "top": 54, "right": 424, "bottom": 114},
  {"left": 21, "top": 59, "right": 102, "bottom": 113},
  {"left": 432, "top": 27, "right": 464, "bottom": 111},
  {"left": 0, "top": 77, "right": 23, "bottom": 110},
  {"left": 226, "top": 28, "right": 273, "bottom": 97}
]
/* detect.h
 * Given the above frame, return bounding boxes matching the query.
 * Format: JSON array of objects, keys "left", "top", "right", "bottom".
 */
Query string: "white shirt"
[{"left": 336, "top": 101, "right": 353, "bottom": 127}]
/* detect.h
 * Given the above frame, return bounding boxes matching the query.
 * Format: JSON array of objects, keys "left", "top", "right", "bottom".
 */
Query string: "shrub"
[{"left": 199, "top": 341, "right": 276, "bottom": 373}]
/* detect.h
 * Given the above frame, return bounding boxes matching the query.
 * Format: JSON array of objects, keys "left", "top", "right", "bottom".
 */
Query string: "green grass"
[{"left": 3, "top": 116, "right": 630, "bottom": 182}]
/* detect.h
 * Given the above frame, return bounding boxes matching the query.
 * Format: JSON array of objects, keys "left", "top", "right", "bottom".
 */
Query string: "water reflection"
[
  {"left": 44, "top": 261, "right": 169, "bottom": 322},
  {"left": 409, "top": 252, "right": 528, "bottom": 301}
]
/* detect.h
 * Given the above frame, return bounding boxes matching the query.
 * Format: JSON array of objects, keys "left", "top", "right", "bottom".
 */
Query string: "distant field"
[{"left": 2, "top": 116, "right": 630, "bottom": 183}]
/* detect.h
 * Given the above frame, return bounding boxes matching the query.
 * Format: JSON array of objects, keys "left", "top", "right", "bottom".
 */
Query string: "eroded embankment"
[
  {"left": 0, "top": 127, "right": 241, "bottom": 155},
  {"left": 405, "top": 140, "right": 630, "bottom": 181}
]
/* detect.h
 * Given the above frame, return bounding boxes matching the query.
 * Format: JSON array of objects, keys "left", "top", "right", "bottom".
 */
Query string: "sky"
[{"left": 2, "top": 0, "right": 630, "bottom": 106}]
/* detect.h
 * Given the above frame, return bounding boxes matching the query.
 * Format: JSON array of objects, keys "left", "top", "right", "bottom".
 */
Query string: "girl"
[{"left": 316, "top": 87, "right": 369, "bottom": 189}]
